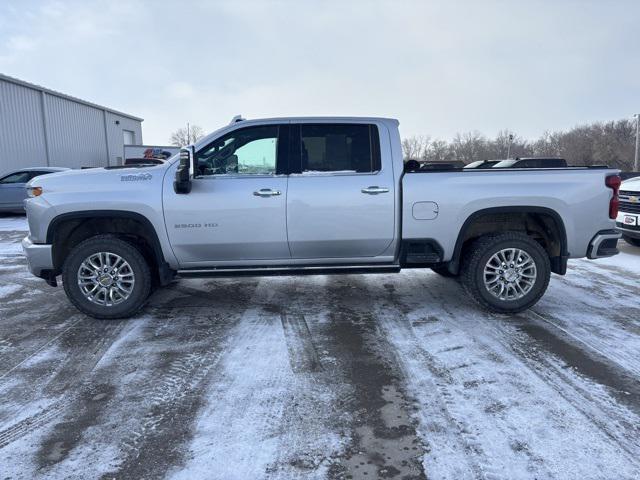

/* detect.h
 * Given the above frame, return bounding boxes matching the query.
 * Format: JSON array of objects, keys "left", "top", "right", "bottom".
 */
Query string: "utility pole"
[
  {"left": 634, "top": 114, "right": 639, "bottom": 171},
  {"left": 507, "top": 133, "right": 514, "bottom": 159},
  {"left": 187, "top": 122, "right": 191, "bottom": 145}
]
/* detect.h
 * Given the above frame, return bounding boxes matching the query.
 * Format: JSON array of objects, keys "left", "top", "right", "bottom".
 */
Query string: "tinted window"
[
  {"left": 300, "top": 124, "right": 380, "bottom": 173},
  {"left": 196, "top": 126, "right": 278, "bottom": 176},
  {"left": 0, "top": 171, "right": 31, "bottom": 184}
]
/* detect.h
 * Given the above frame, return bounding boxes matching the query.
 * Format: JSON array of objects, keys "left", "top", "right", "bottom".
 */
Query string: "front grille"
[
  {"left": 619, "top": 191, "right": 640, "bottom": 213},
  {"left": 619, "top": 201, "right": 640, "bottom": 214}
]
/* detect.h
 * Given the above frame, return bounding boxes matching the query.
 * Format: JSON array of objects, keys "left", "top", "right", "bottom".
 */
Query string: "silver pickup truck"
[{"left": 22, "top": 116, "right": 622, "bottom": 319}]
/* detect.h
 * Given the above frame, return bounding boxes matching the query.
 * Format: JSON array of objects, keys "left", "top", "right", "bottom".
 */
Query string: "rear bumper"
[
  {"left": 587, "top": 230, "right": 621, "bottom": 259},
  {"left": 21, "top": 236, "right": 54, "bottom": 278}
]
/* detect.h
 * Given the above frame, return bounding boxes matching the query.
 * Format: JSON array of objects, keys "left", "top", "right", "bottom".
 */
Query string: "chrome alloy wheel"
[
  {"left": 77, "top": 252, "right": 135, "bottom": 306},
  {"left": 483, "top": 248, "right": 537, "bottom": 301}
]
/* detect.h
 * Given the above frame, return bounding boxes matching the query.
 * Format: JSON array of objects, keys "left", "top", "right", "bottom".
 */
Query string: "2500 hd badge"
[{"left": 174, "top": 223, "right": 219, "bottom": 229}]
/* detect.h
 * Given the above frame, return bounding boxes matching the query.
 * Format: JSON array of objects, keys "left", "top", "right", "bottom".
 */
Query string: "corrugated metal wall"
[
  {"left": 45, "top": 93, "right": 109, "bottom": 168},
  {"left": 0, "top": 76, "right": 142, "bottom": 173},
  {"left": 0, "top": 81, "right": 48, "bottom": 173},
  {"left": 105, "top": 112, "right": 143, "bottom": 166}
]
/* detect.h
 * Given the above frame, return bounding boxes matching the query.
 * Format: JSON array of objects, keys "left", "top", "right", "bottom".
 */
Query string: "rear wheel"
[
  {"left": 623, "top": 235, "right": 640, "bottom": 247},
  {"left": 461, "top": 232, "right": 550, "bottom": 314},
  {"left": 62, "top": 235, "right": 151, "bottom": 319}
]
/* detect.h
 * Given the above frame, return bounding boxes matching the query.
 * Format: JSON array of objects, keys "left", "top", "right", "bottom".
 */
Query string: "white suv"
[{"left": 617, "top": 177, "right": 640, "bottom": 247}]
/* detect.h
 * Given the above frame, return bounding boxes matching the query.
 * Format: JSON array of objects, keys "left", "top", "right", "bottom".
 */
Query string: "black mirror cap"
[
  {"left": 174, "top": 147, "right": 193, "bottom": 194},
  {"left": 174, "top": 164, "right": 192, "bottom": 194}
]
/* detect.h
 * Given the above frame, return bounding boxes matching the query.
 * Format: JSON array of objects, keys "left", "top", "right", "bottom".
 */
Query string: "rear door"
[{"left": 286, "top": 122, "right": 396, "bottom": 260}]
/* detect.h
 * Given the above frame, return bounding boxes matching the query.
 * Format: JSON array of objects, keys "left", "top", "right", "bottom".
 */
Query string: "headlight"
[{"left": 27, "top": 186, "right": 43, "bottom": 197}]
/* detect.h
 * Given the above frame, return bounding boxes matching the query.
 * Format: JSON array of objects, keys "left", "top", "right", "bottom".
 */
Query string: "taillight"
[{"left": 606, "top": 174, "right": 621, "bottom": 219}]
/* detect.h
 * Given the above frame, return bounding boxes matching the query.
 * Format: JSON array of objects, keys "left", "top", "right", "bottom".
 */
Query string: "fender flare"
[
  {"left": 450, "top": 206, "right": 569, "bottom": 274},
  {"left": 46, "top": 210, "right": 174, "bottom": 284}
]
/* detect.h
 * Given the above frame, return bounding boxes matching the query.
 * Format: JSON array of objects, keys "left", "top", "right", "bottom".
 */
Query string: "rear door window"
[{"left": 298, "top": 124, "right": 381, "bottom": 173}]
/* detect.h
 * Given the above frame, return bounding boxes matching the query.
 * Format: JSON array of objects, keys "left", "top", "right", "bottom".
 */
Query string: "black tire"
[
  {"left": 460, "top": 232, "right": 550, "bottom": 314},
  {"left": 430, "top": 264, "right": 458, "bottom": 277},
  {"left": 623, "top": 235, "right": 640, "bottom": 247},
  {"left": 62, "top": 235, "right": 151, "bottom": 319}
]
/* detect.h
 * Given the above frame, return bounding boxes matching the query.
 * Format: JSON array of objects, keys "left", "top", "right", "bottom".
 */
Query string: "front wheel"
[
  {"left": 623, "top": 235, "right": 640, "bottom": 247},
  {"left": 62, "top": 235, "right": 152, "bottom": 319},
  {"left": 460, "top": 232, "right": 550, "bottom": 314}
]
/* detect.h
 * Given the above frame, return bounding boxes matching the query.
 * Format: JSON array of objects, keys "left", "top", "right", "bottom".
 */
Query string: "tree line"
[{"left": 402, "top": 118, "right": 637, "bottom": 170}]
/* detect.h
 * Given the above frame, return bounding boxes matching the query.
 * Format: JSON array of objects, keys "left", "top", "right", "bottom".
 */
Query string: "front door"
[
  {"left": 286, "top": 123, "right": 396, "bottom": 260},
  {"left": 163, "top": 124, "right": 290, "bottom": 266}
]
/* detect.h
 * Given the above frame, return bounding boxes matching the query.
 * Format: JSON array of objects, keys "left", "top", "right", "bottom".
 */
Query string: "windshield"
[{"left": 492, "top": 160, "right": 516, "bottom": 168}]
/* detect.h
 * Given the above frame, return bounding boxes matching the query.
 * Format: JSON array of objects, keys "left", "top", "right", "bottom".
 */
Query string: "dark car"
[
  {"left": 492, "top": 157, "right": 568, "bottom": 168},
  {"left": 0, "top": 167, "right": 69, "bottom": 213},
  {"left": 464, "top": 160, "right": 501, "bottom": 169}
]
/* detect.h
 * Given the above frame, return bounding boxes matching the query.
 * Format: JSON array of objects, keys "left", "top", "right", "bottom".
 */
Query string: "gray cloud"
[{"left": 1, "top": 0, "right": 638, "bottom": 144}]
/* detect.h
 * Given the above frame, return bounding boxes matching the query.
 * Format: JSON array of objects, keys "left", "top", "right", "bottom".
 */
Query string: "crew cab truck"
[{"left": 22, "top": 117, "right": 622, "bottom": 319}]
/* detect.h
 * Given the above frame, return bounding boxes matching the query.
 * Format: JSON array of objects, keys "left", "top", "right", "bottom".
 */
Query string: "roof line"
[{"left": 0, "top": 72, "right": 144, "bottom": 122}]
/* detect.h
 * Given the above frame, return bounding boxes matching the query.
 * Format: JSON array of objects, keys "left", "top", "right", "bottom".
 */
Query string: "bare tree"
[
  {"left": 170, "top": 125, "right": 206, "bottom": 147},
  {"left": 402, "top": 135, "right": 430, "bottom": 160},
  {"left": 402, "top": 117, "right": 636, "bottom": 170}
]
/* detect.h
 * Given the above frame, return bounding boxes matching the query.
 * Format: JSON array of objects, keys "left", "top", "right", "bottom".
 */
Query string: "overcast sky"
[{"left": 0, "top": 0, "right": 638, "bottom": 145}]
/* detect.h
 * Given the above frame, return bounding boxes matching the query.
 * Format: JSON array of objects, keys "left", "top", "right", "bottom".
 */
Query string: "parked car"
[
  {"left": 616, "top": 176, "right": 640, "bottom": 247},
  {"left": 464, "top": 160, "right": 501, "bottom": 169},
  {"left": 22, "top": 116, "right": 620, "bottom": 319},
  {"left": 0, "top": 167, "right": 69, "bottom": 213},
  {"left": 492, "top": 157, "right": 568, "bottom": 168}
]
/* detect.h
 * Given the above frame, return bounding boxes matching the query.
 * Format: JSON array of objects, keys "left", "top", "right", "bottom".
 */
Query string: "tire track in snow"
[
  {"left": 171, "top": 276, "right": 348, "bottom": 480},
  {"left": 307, "top": 275, "right": 428, "bottom": 480},
  {"left": 100, "top": 280, "right": 268, "bottom": 479},
  {"left": 0, "top": 319, "right": 128, "bottom": 451},
  {"left": 486, "top": 313, "right": 640, "bottom": 461},
  {"left": 369, "top": 279, "right": 505, "bottom": 480},
  {"left": 370, "top": 270, "right": 640, "bottom": 479},
  {"left": 280, "top": 313, "right": 322, "bottom": 374}
]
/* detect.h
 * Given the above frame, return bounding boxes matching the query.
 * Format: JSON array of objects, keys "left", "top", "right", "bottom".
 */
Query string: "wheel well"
[
  {"left": 48, "top": 213, "right": 172, "bottom": 285},
  {"left": 451, "top": 209, "right": 568, "bottom": 275}
]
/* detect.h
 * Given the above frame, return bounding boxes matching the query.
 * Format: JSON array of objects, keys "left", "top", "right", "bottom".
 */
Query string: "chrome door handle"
[
  {"left": 253, "top": 188, "right": 281, "bottom": 197},
  {"left": 361, "top": 186, "right": 389, "bottom": 195}
]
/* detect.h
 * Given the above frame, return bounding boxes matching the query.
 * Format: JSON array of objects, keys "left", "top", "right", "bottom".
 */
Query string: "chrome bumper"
[
  {"left": 587, "top": 230, "right": 621, "bottom": 259},
  {"left": 21, "top": 236, "right": 54, "bottom": 277}
]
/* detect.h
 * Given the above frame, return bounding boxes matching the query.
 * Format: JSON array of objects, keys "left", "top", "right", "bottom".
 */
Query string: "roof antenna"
[{"left": 229, "top": 115, "right": 245, "bottom": 124}]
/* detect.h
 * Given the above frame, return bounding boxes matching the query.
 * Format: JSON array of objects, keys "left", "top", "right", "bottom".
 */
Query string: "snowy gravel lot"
[{"left": 1, "top": 214, "right": 639, "bottom": 480}]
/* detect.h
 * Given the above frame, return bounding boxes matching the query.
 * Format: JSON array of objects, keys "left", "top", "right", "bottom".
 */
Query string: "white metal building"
[{"left": 0, "top": 73, "right": 143, "bottom": 173}]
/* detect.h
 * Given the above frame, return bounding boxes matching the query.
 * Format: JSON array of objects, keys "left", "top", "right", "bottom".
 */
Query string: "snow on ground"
[
  {"left": 0, "top": 213, "right": 639, "bottom": 479},
  {"left": 0, "top": 215, "right": 28, "bottom": 235}
]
